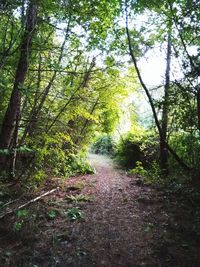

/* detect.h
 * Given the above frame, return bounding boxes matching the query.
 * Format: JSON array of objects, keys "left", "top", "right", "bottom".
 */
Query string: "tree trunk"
[
  {"left": 0, "top": 2, "right": 37, "bottom": 150},
  {"left": 9, "top": 110, "right": 20, "bottom": 178},
  {"left": 197, "top": 87, "right": 200, "bottom": 131},
  {"left": 0, "top": 2, "right": 37, "bottom": 170},
  {"left": 160, "top": 33, "right": 171, "bottom": 172}
]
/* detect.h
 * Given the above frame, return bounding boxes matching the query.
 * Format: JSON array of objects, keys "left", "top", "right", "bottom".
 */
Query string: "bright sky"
[{"left": 139, "top": 50, "right": 166, "bottom": 86}]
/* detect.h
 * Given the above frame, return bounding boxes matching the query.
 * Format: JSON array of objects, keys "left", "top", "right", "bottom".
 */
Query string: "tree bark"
[
  {"left": 160, "top": 33, "right": 171, "bottom": 171},
  {"left": 197, "top": 87, "right": 200, "bottom": 131},
  {"left": 0, "top": 2, "right": 37, "bottom": 151},
  {"left": 9, "top": 109, "right": 20, "bottom": 178}
]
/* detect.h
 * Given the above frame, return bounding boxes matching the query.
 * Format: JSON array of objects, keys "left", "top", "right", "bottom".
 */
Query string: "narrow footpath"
[{"left": 0, "top": 154, "right": 199, "bottom": 266}]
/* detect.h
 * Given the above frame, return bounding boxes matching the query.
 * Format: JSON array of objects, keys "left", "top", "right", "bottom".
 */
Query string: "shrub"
[
  {"left": 168, "top": 131, "right": 200, "bottom": 179},
  {"left": 91, "top": 134, "right": 116, "bottom": 155},
  {"left": 21, "top": 132, "right": 95, "bottom": 186},
  {"left": 115, "top": 135, "right": 141, "bottom": 169},
  {"left": 128, "top": 161, "right": 148, "bottom": 176},
  {"left": 115, "top": 131, "right": 159, "bottom": 169},
  {"left": 169, "top": 131, "right": 200, "bottom": 169},
  {"left": 65, "top": 153, "right": 95, "bottom": 176}
]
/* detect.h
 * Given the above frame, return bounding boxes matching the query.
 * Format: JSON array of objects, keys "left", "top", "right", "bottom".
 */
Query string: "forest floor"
[{"left": 0, "top": 154, "right": 200, "bottom": 267}]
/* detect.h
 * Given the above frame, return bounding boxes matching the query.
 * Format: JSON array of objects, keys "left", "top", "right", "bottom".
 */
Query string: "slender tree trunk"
[
  {"left": 196, "top": 87, "right": 200, "bottom": 131},
  {"left": 10, "top": 110, "right": 20, "bottom": 178},
  {"left": 19, "top": 53, "right": 42, "bottom": 145},
  {"left": 0, "top": 2, "right": 37, "bottom": 166},
  {"left": 160, "top": 33, "right": 171, "bottom": 171}
]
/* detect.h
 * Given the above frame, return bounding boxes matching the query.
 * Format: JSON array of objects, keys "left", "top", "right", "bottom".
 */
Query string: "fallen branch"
[
  {"left": 2, "top": 198, "right": 20, "bottom": 207},
  {"left": 0, "top": 187, "right": 59, "bottom": 219}
]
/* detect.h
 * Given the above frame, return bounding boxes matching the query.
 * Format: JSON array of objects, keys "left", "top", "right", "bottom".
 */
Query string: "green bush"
[
  {"left": 32, "top": 132, "right": 72, "bottom": 177},
  {"left": 115, "top": 135, "right": 141, "bottom": 169},
  {"left": 91, "top": 134, "right": 116, "bottom": 155},
  {"left": 128, "top": 161, "right": 148, "bottom": 176},
  {"left": 65, "top": 153, "right": 95, "bottom": 176},
  {"left": 115, "top": 131, "right": 159, "bottom": 169},
  {"left": 169, "top": 131, "right": 200, "bottom": 176},
  {"left": 23, "top": 132, "right": 95, "bottom": 185}
]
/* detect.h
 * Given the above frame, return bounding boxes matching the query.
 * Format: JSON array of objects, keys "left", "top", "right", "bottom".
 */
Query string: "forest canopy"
[{"left": 0, "top": 0, "right": 200, "bottom": 184}]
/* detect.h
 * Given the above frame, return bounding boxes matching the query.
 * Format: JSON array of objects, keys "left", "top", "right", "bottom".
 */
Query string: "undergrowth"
[{"left": 129, "top": 160, "right": 200, "bottom": 241}]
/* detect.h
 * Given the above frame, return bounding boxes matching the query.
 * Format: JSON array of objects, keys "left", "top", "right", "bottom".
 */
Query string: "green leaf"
[
  {"left": 16, "top": 209, "right": 29, "bottom": 218},
  {"left": 47, "top": 210, "right": 57, "bottom": 219},
  {"left": 67, "top": 207, "right": 84, "bottom": 221},
  {"left": 13, "top": 222, "right": 22, "bottom": 231}
]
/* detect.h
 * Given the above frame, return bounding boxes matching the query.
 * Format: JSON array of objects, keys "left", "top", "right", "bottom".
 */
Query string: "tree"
[
  {"left": 0, "top": 1, "right": 38, "bottom": 171},
  {"left": 160, "top": 32, "right": 171, "bottom": 172},
  {"left": 124, "top": 1, "right": 191, "bottom": 171}
]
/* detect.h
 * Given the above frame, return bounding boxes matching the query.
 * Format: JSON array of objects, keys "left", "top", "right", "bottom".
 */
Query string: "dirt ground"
[{"left": 0, "top": 154, "right": 200, "bottom": 267}]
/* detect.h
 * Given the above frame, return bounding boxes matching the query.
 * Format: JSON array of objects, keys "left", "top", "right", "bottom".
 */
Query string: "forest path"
[
  {"left": 0, "top": 154, "right": 198, "bottom": 266},
  {"left": 68, "top": 153, "right": 159, "bottom": 266}
]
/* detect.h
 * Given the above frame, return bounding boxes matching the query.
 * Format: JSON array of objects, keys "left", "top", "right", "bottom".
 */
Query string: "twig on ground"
[{"left": 0, "top": 187, "right": 59, "bottom": 219}]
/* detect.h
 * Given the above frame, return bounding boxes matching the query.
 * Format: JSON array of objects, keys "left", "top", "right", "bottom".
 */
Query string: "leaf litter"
[{"left": 0, "top": 154, "right": 199, "bottom": 266}]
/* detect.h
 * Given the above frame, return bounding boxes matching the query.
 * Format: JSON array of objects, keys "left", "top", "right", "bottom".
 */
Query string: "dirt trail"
[
  {"left": 57, "top": 154, "right": 199, "bottom": 267},
  {"left": 0, "top": 154, "right": 199, "bottom": 267},
  {"left": 70, "top": 154, "right": 158, "bottom": 267}
]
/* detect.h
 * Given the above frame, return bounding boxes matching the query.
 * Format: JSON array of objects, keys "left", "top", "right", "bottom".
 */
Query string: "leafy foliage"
[
  {"left": 47, "top": 210, "right": 57, "bottom": 220},
  {"left": 169, "top": 132, "right": 200, "bottom": 175},
  {"left": 0, "top": 0, "right": 199, "bottom": 186},
  {"left": 91, "top": 135, "right": 116, "bottom": 155},
  {"left": 67, "top": 207, "right": 84, "bottom": 221},
  {"left": 115, "top": 130, "right": 159, "bottom": 169},
  {"left": 128, "top": 161, "right": 148, "bottom": 176},
  {"left": 0, "top": 0, "right": 130, "bottom": 184}
]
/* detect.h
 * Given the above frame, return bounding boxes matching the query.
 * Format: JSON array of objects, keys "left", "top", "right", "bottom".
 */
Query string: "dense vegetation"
[
  {"left": 0, "top": 1, "right": 200, "bottom": 266},
  {"left": 0, "top": 0, "right": 200, "bottom": 189}
]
